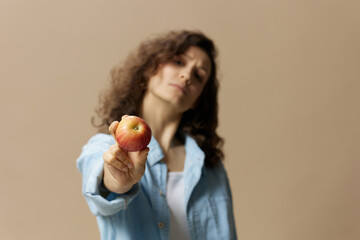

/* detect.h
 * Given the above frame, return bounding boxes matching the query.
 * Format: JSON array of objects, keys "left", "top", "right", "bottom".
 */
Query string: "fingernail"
[
  {"left": 122, "top": 167, "right": 128, "bottom": 172},
  {"left": 127, "top": 163, "right": 133, "bottom": 168}
]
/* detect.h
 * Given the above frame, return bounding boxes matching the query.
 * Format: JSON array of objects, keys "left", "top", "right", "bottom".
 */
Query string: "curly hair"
[{"left": 92, "top": 30, "right": 224, "bottom": 167}]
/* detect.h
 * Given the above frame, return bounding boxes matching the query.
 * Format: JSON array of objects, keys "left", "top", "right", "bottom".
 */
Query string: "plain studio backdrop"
[{"left": 1, "top": 0, "right": 359, "bottom": 239}]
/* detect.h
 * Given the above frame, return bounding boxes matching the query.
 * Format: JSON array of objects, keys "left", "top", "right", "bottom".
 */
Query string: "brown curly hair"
[{"left": 92, "top": 30, "right": 224, "bottom": 167}]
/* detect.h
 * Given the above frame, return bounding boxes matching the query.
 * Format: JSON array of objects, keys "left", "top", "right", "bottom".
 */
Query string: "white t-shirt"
[{"left": 166, "top": 171, "right": 191, "bottom": 240}]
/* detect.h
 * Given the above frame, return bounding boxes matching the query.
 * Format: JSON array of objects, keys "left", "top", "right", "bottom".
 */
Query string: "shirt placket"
[{"left": 151, "top": 161, "right": 170, "bottom": 240}]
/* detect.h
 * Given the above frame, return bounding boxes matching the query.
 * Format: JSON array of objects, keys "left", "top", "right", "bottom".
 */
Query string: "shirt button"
[
  {"left": 158, "top": 222, "right": 165, "bottom": 229},
  {"left": 159, "top": 190, "right": 164, "bottom": 196}
]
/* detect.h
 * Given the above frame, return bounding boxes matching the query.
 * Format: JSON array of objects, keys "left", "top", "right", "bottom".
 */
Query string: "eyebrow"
[{"left": 183, "top": 54, "right": 209, "bottom": 74}]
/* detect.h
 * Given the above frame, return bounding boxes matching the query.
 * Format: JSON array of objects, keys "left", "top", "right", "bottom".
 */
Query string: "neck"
[{"left": 140, "top": 94, "right": 183, "bottom": 153}]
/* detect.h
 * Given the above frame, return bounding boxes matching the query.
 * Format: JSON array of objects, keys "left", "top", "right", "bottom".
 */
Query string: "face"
[{"left": 145, "top": 46, "right": 212, "bottom": 113}]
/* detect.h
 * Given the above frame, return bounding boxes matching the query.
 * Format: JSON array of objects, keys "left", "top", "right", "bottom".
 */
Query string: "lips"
[{"left": 170, "top": 83, "right": 187, "bottom": 95}]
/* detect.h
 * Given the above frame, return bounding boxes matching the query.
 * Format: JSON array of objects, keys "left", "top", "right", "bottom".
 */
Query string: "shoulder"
[
  {"left": 203, "top": 162, "right": 228, "bottom": 182},
  {"left": 77, "top": 133, "right": 115, "bottom": 174},
  {"left": 200, "top": 163, "right": 231, "bottom": 196},
  {"left": 79, "top": 133, "right": 115, "bottom": 155}
]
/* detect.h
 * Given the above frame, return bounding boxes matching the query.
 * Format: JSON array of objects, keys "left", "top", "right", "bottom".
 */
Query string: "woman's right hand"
[{"left": 102, "top": 121, "right": 150, "bottom": 194}]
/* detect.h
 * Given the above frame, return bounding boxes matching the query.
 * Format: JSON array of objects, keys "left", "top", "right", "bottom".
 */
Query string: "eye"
[
  {"left": 194, "top": 72, "right": 203, "bottom": 82},
  {"left": 173, "top": 57, "right": 184, "bottom": 66}
]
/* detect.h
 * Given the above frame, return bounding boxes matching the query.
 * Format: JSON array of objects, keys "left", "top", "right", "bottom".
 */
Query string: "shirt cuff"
[{"left": 83, "top": 158, "right": 140, "bottom": 216}]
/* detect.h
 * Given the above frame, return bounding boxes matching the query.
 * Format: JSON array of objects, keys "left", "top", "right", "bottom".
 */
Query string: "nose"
[{"left": 180, "top": 71, "right": 191, "bottom": 85}]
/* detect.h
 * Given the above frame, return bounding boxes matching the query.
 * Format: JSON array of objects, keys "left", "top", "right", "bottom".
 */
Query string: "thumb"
[{"left": 109, "top": 121, "right": 119, "bottom": 141}]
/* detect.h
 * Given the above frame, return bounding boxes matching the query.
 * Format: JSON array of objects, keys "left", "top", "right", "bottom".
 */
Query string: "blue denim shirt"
[{"left": 77, "top": 133, "right": 237, "bottom": 240}]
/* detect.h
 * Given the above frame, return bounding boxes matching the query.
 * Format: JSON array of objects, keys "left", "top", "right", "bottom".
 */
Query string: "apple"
[{"left": 115, "top": 115, "right": 152, "bottom": 152}]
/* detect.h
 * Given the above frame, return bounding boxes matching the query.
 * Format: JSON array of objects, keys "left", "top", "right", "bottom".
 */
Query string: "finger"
[
  {"left": 103, "top": 151, "right": 129, "bottom": 172},
  {"left": 129, "top": 147, "right": 150, "bottom": 167},
  {"left": 109, "top": 144, "right": 134, "bottom": 169},
  {"left": 138, "top": 147, "right": 150, "bottom": 165},
  {"left": 121, "top": 115, "right": 129, "bottom": 120},
  {"left": 109, "top": 121, "right": 119, "bottom": 139}
]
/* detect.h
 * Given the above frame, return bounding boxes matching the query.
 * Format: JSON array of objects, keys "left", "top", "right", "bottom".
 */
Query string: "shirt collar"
[
  {"left": 146, "top": 134, "right": 205, "bottom": 169},
  {"left": 147, "top": 135, "right": 164, "bottom": 166},
  {"left": 184, "top": 135, "right": 205, "bottom": 174}
]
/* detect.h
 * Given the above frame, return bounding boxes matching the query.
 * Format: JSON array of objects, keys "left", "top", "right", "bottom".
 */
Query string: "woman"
[{"left": 77, "top": 30, "right": 237, "bottom": 240}]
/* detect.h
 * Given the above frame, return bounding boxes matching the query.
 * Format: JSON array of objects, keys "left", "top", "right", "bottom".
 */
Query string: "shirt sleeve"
[
  {"left": 221, "top": 163, "right": 238, "bottom": 239},
  {"left": 76, "top": 133, "right": 140, "bottom": 216}
]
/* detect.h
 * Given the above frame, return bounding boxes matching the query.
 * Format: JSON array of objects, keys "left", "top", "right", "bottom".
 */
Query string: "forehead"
[{"left": 182, "top": 46, "right": 211, "bottom": 70}]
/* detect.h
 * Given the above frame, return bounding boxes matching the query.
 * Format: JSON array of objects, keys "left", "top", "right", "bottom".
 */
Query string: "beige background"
[{"left": 1, "top": 0, "right": 359, "bottom": 239}]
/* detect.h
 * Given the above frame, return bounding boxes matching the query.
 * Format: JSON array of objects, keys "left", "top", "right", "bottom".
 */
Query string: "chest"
[
  {"left": 136, "top": 164, "right": 233, "bottom": 240},
  {"left": 164, "top": 144, "right": 186, "bottom": 172}
]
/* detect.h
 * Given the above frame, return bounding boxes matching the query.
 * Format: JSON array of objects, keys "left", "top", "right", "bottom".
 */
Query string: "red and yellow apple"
[{"left": 115, "top": 115, "right": 152, "bottom": 152}]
